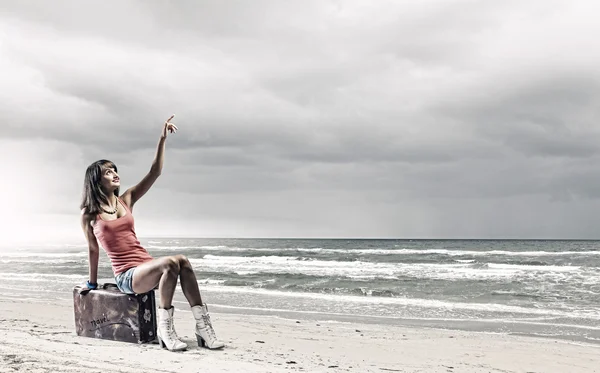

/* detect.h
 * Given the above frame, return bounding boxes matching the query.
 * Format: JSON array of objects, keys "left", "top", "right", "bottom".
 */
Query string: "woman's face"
[{"left": 100, "top": 165, "right": 120, "bottom": 192}]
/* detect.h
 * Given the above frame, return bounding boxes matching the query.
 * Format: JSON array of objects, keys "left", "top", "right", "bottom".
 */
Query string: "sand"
[{"left": 0, "top": 298, "right": 598, "bottom": 373}]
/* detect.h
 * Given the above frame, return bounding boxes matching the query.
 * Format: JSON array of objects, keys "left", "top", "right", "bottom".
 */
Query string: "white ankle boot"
[
  {"left": 191, "top": 304, "right": 225, "bottom": 349},
  {"left": 157, "top": 307, "right": 187, "bottom": 351}
]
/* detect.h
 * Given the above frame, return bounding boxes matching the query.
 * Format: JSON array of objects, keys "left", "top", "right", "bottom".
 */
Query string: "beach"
[{"left": 1, "top": 298, "right": 598, "bottom": 373}]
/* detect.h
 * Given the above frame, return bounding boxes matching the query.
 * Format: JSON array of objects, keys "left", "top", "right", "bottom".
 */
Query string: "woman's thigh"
[{"left": 131, "top": 256, "right": 180, "bottom": 294}]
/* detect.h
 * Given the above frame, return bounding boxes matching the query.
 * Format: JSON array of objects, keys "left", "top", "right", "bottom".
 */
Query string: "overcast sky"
[{"left": 2, "top": 0, "right": 600, "bottom": 244}]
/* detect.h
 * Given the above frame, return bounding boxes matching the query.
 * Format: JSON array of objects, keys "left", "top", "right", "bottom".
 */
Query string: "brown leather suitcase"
[{"left": 73, "top": 282, "right": 157, "bottom": 344}]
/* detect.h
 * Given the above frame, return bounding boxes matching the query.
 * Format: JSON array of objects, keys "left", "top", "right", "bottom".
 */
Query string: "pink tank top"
[{"left": 93, "top": 197, "right": 154, "bottom": 275}]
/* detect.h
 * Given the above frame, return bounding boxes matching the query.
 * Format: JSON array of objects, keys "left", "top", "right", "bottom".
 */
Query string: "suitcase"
[{"left": 73, "top": 282, "right": 157, "bottom": 344}]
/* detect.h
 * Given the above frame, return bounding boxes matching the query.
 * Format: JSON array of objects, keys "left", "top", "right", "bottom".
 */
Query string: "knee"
[
  {"left": 175, "top": 254, "right": 192, "bottom": 270},
  {"left": 163, "top": 257, "right": 180, "bottom": 274}
]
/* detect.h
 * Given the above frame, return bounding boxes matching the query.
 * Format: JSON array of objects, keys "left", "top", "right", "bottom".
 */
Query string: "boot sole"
[
  {"left": 196, "top": 334, "right": 225, "bottom": 349},
  {"left": 158, "top": 336, "right": 187, "bottom": 351}
]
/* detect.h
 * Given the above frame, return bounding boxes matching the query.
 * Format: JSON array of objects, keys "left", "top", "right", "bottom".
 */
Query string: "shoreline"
[
  {"left": 188, "top": 301, "right": 600, "bottom": 346},
  {"left": 1, "top": 298, "right": 599, "bottom": 372},
  {"left": 3, "top": 286, "right": 599, "bottom": 347}
]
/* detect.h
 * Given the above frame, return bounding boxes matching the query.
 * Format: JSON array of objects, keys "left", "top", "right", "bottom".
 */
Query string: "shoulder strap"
[{"left": 117, "top": 197, "right": 131, "bottom": 213}]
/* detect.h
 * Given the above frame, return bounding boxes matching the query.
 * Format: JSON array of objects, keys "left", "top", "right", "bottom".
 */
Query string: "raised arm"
[
  {"left": 121, "top": 115, "right": 178, "bottom": 209},
  {"left": 80, "top": 211, "right": 99, "bottom": 287}
]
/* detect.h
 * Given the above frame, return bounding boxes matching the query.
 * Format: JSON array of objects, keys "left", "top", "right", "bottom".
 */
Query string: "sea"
[{"left": 1, "top": 238, "right": 599, "bottom": 344}]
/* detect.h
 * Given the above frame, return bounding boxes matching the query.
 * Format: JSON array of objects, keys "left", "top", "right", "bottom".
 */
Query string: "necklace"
[{"left": 102, "top": 196, "right": 119, "bottom": 214}]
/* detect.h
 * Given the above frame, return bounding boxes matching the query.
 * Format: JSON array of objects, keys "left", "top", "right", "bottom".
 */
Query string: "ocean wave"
[
  {"left": 491, "top": 290, "right": 544, "bottom": 299},
  {"left": 197, "top": 278, "right": 226, "bottom": 285},
  {"left": 0, "top": 252, "right": 87, "bottom": 258},
  {"left": 193, "top": 285, "right": 600, "bottom": 320},
  {"left": 268, "top": 284, "right": 400, "bottom": 297},
  {"left": 0, "top": 273, "right": 86, "bottom": 281},
  {"left": 146, "top": 245, "right": 228, "bottom": 251},
  {"left": 188, "top": 255, "right": 588, "bottom": 281},
  {"left": 0, "top": 259, "right": 86, "bottom": 265},
  {"left": 486, "top": 263, "right": 576, "bottom": 272},
  {"left": 145, "top": 245, "right": 600, "bottom": 257}
]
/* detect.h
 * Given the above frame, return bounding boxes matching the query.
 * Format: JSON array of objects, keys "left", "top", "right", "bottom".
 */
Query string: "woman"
[{"left": 80, "top": 115, "right": 224, "bottom": 352}]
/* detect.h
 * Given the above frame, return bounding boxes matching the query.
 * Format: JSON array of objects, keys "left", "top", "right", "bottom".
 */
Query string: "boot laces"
[
  {"left": 163, "top": 316, "right": 180, "bottom": 341},
  {"left": 202, "top": 313, "right": 217, "bottom": 340}
]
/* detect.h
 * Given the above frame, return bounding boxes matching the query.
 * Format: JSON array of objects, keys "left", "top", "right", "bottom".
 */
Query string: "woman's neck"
[{"left": 104, "top": 193, "right": 118, "bottom": 206}]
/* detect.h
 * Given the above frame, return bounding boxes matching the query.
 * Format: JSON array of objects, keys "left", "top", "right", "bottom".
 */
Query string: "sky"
[{"left": 1, "top": 0, "right": 600, "bottom": 244}]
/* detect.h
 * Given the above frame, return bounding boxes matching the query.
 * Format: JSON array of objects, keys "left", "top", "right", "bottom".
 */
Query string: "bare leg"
[
  {"left": 174, "top": 254, "right": 203, "bottom": 307},
  {"left": 131, "top": 257, "right": 180, "bottom": 309}
]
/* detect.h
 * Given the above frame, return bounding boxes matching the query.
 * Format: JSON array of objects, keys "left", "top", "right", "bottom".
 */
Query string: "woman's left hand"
[{"left": 162, "top": 115, "right": 178, "bottom": 138}]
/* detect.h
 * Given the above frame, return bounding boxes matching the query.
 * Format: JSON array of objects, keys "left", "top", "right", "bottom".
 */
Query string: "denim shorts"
[{"left": 115, "top": 267, "right": 136, "bottom": 294}]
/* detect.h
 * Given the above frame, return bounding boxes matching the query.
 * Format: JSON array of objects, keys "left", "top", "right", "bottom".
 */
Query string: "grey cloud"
[
  {"left": 434, "top": 72, "right": 600, "bottom": 158},
  {"left": 3, "top": 0, "right": 600, "bottom": 239},
  {"left": 504, "top": 132, "right": 599, "bottom": 159}
]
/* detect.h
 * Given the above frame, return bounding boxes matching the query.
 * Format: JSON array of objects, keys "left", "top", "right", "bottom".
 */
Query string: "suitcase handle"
[{"left": 77, "top": 282, "right": 118, "bottom": 295}]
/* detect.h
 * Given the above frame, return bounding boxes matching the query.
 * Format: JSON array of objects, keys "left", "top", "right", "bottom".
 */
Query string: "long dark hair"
[{"left": 80, "top": 160, "right": 120, "bottom": 215}]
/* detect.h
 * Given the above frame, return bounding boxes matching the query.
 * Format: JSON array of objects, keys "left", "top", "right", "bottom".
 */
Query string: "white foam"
[
  {"left": 145, "top": 245, "right": 600, "bottom": 257},
  {"left": 146, "top": 245, "right": 228, "bottom": 251},
  {"left": 5, "top": 242, "right": 600, "bottom": 259},
  {"left": 0, "top": 259, "right": 86, "bottom": 264},
  {"left": 189, "top": 255, "right": 589, "bottom": 281},
  {"left": 197, "top": 278, "right": 226, "bottom": 285},
  {"left": 0, "top": 252, "right": 87, "bottom": 258},
  {"left": 487, "top": 263, "right": 578, "bottom": 272},
  {"left": 389, "top": 249, "right": 600, "bottom": 257},
  {"left": 0, "top": 272, "right": 86, "bottom": 281}
]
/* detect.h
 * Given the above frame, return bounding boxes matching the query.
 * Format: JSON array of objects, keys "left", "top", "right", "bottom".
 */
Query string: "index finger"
[{"left": 166, "top": 114, "right": 175, "bottom": 122}]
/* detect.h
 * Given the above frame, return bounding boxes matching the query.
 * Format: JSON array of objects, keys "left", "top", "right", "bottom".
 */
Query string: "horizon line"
[{"left": 138, "top": 236, "right": 600, "bottom": 241}]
